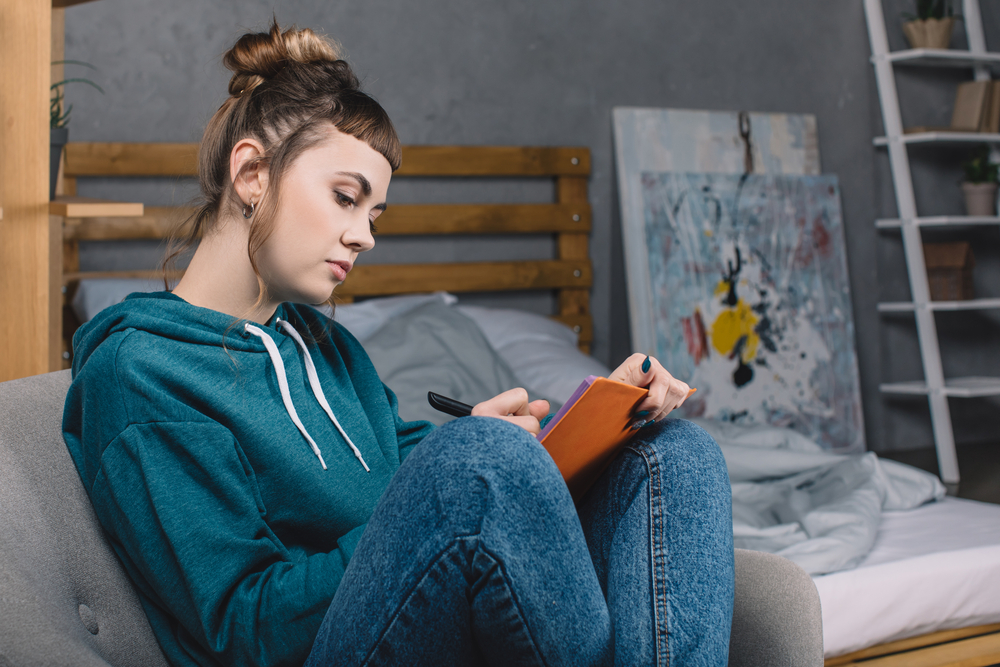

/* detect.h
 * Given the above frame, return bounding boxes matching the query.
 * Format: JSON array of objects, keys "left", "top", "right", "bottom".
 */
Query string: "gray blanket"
[
  {"left": 362, "top": 301, "right": 559, "bottom": 425},
  {"left": 693, "top": 418, "right": 946, "bottom": 575}
]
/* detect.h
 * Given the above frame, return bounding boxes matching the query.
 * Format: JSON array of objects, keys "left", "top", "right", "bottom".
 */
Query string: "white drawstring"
[
  {"left": 244, "top": 323, "right": 329, "bottom": 470},
  {"left": 276, "top": 319, "right": 370, "bottom": 472}
]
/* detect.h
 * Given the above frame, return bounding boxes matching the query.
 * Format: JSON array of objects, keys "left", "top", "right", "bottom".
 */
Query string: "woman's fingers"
[
  {"left": 608, "top": 352, "right": 652, "bottom": 387},
  {"left": 528, "top": 399, "right": 550, "bottom": 422},
  {"left": 472, "top": 387, "right": 531, "bottom": 417},
  {"left": 610, "top": 353, "right": 692, "bottom": 422},
  {"left": 471, "top": 389, "right": 547, "bottom": 434},
  {"left": 644, "top": 374, "right": 692, "bottom": 422}
]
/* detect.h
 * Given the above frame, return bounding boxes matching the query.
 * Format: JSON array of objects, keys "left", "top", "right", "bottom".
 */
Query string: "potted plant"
[
  {"left": 50, "top": 60, "right": 103, "bottom": 200},
  {"left": 960, "top": 147, "right": 999, "bottom": 217},
  {"left": 902, "top": 0, "right": 958, "bottom": 50}
]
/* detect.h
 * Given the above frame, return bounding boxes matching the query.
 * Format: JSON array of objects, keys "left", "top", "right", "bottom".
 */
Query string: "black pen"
[{"left": 427, "top": 392, "right": 474, "bottom": 418}]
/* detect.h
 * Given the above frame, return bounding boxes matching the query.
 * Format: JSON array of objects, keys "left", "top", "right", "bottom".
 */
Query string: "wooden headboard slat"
[
  {"left": 64, "top": 203, "right": 592, "bottom": 241},
  {"left": 342, "top": 260, "right": 592, "bottom": 296},
  {"left": 378, "top": 204, "right": 591, "bottom": 234},
  {"left": 65, "top": 143, "right": 199, "bottom": 177},
  {"left": 64, "top": 259, "right": 592, "bottom": 294},
  {"left": 64, "top": 207, "right": 190, "bottom": 241},
  {"left": 64, "top": 143, "right": 592, "bottom": 178},
  {"left": 395, "top": 146, "right": 591, "bottom": 177}
]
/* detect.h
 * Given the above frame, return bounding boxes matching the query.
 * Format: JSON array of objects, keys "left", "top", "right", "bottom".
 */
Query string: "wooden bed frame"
[
  {"left": 51, "top": 142, "right": 1000, "bottom": 667},
  {"left": 54, "top": 142, "right": 595, "bottom": 367},
  {"left": 824, "top": 622, "right": 1000, "bottom": 667}
]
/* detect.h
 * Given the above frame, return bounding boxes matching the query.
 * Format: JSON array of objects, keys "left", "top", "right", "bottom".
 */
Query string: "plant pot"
[
  {"left": 902, "top": 17, "right": 955, "bottom": 49},
  {"left": 961, "top": 181, "right": 998, "bottom": 217},
  {"left": 50, "top": 127, "right": 69, "bottom": 201}
]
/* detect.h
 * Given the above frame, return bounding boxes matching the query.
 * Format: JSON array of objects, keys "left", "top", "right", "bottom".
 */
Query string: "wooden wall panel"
[{"left": 0, "top": 0, "right": 52, "bottom": 380}]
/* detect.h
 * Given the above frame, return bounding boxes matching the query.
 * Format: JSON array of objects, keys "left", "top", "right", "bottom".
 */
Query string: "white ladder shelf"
[{"left": 863, "top": 0, "right": 1000, "bottom": 486}]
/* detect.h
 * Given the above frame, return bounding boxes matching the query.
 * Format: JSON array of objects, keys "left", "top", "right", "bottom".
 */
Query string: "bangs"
[{"left": 333, "top": 91, "right": 402, "bottom": 171}]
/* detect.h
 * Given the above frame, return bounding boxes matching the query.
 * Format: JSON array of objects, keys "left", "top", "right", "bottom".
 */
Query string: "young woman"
[{"left": 63, "top": 21, "right": 734, "bottom": 667}]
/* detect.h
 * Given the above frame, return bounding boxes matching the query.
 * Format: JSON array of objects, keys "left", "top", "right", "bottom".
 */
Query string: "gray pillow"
[{"left": 362, "top": 300, "right": 557, "bottom": 425}]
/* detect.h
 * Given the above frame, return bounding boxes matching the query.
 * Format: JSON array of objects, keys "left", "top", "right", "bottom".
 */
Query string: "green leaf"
[
  {"left": 48, "top": 59, "right": 103, "bottom": 128},
  {"left": 51, "top": 59, "right": 98, "bottom": 70},
  {"left": 50, "top": 78, "right": 105, "bottom": 95},
  {"left": 962, "top": 147, "right": 999, "bottom": 183}
]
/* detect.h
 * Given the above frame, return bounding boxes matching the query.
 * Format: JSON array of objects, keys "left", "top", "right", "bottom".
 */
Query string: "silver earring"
[{"left": 242, "top": 200, "right": 256, "bottom": 219}]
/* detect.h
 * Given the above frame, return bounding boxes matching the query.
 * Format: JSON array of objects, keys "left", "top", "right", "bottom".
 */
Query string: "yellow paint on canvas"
[{"left": 711, "top": 298, "right": 760, "bottom": 361}]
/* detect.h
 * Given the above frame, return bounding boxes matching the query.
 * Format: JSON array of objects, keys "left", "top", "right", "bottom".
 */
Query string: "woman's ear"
[{"left": 230, "top": 138, "right": 270, "bottom": 206}]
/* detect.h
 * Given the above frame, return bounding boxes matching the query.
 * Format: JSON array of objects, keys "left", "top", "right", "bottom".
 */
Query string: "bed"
[
  {"left": 54, "top": 142, "right": 1000, "bottom": 667},
  {"left": 817, "top": 496, "right": 1000, "bottom": 665}
]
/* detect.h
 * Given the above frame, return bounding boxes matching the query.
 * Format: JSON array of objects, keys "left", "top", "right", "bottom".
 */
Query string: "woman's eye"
[
  {"left": 335, "top": 192, "right": 355, "bottom": 208},
  {"left": 369, "top": 219, "right": 378, "bottom": 234}
]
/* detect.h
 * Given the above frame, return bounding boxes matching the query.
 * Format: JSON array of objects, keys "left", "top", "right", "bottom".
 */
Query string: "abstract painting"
[
  {"left": 639, "top": 172, "right": 863, "bottom": 452},
  {"left": 613, "top": 107, "right": 821, "bottom": 362}
]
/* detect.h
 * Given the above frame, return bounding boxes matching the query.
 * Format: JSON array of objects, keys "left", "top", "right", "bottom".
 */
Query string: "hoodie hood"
[{"left": 73, "top": 291, "right": 274, "bottom": 372}]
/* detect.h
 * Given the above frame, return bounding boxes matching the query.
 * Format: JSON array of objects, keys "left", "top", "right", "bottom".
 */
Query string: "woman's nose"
[{"left": 344, "top": 215, "right": 375, "bottom": 251}]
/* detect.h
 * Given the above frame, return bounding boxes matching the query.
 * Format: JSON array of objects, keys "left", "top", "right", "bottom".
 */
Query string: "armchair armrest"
[{"left": 729, "top": 548, "right": 824, "bottom": 666}]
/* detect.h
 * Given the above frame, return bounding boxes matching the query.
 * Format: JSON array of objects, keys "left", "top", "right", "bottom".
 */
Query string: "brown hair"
[{"left": 163, "top": 19, "right": 400, "bottom": 313}]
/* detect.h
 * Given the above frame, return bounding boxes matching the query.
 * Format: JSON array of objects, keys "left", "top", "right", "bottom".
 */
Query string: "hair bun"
[{"left": 224, "top": 20, "right": 341, "bottom": 96}]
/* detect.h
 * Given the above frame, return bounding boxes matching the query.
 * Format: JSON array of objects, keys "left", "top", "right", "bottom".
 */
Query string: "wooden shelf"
[
  {"left": 50, "top": 197, "right": 143, "bottom": 218},
  {"left": 876, "top": 215, "right": 1000, "bottom": 229},
  {"left": 878, "top": 48, "right": 1000, "bottom": 69},
  {"left": 880, "top": 377, "right": 1000, "bottom": 398},
  {"left": 874, "top": 131, "right": 1000, "bottom": 146},
  {"left": 878, "top": 297, "right": 1000, "bottom": 312}
]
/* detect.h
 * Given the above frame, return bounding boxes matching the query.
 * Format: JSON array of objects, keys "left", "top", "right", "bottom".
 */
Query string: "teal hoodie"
[{"left": 62, "top": 292, "right": 435, "bottom": 667}]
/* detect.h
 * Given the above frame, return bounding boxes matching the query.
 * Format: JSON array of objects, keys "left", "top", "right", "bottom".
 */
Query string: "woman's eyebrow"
[{"left": 336, "top": 171, "right": 372, "bottom": 196}]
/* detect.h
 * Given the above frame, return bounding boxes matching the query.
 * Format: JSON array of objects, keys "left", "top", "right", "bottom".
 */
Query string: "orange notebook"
[{"left": 537, "top": 376, "right": 649, "bottom": 501}]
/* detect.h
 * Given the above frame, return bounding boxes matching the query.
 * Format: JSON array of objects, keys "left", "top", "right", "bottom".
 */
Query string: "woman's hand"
[
  {"left": 609, "top": 353, "right": 691, "bottom": 424},
  {"left": 472, "top": 388, "right": 550, "bottom": 435}
]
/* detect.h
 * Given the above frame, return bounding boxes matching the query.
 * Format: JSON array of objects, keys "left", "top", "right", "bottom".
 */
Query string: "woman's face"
[{"left": 256, "top": 127, "right": 391, "bottom": 306}]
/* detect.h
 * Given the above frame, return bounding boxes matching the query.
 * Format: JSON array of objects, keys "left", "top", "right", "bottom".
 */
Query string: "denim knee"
[
  {"left": 629, "top": 418, "right": 731, "bottom": 488},
  {"left": 394, "top": 417, "right": 572, "bottom": 532},
  {"left": 409, "top": 416, "right": 561, "bottom": 478}
]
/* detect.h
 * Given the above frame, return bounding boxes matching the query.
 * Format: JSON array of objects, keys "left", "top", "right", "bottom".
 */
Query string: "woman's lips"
[{"left": 327, "top": 261, "right": 351, "bottom": 281}]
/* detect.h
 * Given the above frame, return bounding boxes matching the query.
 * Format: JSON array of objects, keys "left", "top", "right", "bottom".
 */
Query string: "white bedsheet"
[
  {"left": 692, "top": 418, "right": 946, "bottom": 576},
  {"left": 815, "top": 496, "right": 1000, "bottom": 658}
]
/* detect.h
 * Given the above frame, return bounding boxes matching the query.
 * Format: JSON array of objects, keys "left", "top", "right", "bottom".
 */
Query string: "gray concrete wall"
[{"left": 64, "top": 0, "right": 1000, "bottom": 453}]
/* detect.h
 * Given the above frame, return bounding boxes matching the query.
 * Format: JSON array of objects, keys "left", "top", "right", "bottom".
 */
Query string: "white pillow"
[
  {"left": 325, "top": 292, "right": 457, "bottom": 342},
  {"left": 334, "top": 297, "right": 612, "bottom": 405},
  {"left": 72, "top": 277, "right": 175, "bottom": 322},
  {"left": 457, "top": 305, "right": 611, "bottom": 404},
  {"left": 456, "top": 305, "right": 579, "bottom": 349},
  {"left": 362, "top": 300, "right": 526, "bottom": 425}
]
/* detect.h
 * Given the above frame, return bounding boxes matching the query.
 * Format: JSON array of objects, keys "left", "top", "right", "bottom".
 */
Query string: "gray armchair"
[{"left": 0, "top": 371, "right": 823, "bottom": 666}]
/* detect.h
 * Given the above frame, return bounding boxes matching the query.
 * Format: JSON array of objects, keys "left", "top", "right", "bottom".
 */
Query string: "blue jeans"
[{"left": 306, "top": 417, "right": 734, "bottom": 666}]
